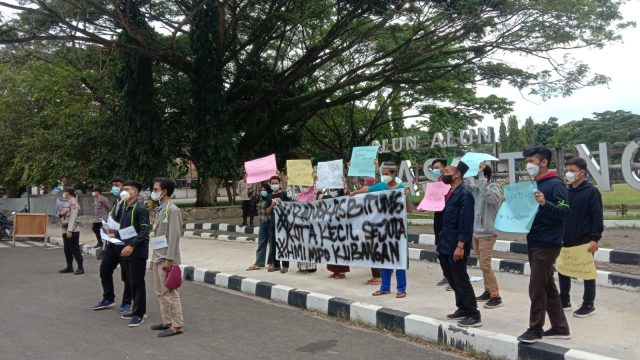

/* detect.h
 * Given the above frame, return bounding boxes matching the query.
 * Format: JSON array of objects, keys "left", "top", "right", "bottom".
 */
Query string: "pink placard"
[
  {"left": 245, "top": 154, "right": 277, "bottom": 184},
  {"left": 417, "top": 182, "right": 451, "bottom": 212}
]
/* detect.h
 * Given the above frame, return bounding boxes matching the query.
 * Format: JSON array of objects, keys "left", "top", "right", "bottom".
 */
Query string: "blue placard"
[
  {"left": 347, "top": 146, "right": 379, "bottom": 177},
  {"left": 494, "top": 181, "right": 538, "bottom": 233}
]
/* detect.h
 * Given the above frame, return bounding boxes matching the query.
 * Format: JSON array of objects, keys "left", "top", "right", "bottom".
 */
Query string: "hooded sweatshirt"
[
  {"left": 527, "top": 172, "right": 570, "bottom": 249},
  {"left": 468, "top": 177, "right": 502, "bottom": 237},
  {"left": 564, "top": 180, "right": 603, "bottom": 247}
]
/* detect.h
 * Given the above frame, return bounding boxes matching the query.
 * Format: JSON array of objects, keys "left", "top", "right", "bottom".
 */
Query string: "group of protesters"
[
  {"left": 241, "top": 146, "right": 603, "bottom": 340},
  {"left": 56, "top": 176, "right": 185, "bottom": 337}
]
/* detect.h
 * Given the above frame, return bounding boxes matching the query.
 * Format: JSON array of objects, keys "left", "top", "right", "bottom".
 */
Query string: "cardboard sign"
[
  {"left": 494, "top": 181, "right": 538, "bottom": 233},
  {"left": 286, "top": 159, "right": 314, "bottom": 186},
  {"left": 347, "top": 146, "right": 378, "bottom": 177},
  {"left": 556, "top": 244, "right": 597, "bottom": 280},
  {"left": 245, "top": 154, "right": 277, "bottom": 184}
]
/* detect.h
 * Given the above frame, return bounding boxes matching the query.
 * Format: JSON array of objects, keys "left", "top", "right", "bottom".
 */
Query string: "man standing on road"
[
  {"left": 559, "top": 157, "right": 603, "bottom": 318},
  {"left": 91, "top": 187, "right": 111, "bottom": 249},
  {"left": 150, "top": 177, "right": 185, "bottom": 337},
  {"left": 438, "top": 161, "right": 480, "bottom": 327},
  {"left": 469, "top": 164, "right": 503, "bottom": 309},
  {"left": 93, "top": 176, "right": 133, "bottom": 315},
  {"left": 517, "top": 146, "right": 571, "bottom": 343},
  {"left": 117, "top": 180, "right": 151, "bottom": 327},
  {"left": 58, "top": 187, "right": 84, "bottom": 275},
  {"left": 431, "top": 158, "right": 449, "bottom": 288}
]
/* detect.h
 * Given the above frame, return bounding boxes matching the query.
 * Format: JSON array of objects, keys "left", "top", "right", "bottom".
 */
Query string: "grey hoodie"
[{"left": 467, "top": 177, "right": 502, "bottom": 237}]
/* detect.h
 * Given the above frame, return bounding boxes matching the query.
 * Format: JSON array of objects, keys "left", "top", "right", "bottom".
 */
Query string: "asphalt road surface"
[{"left": 0, "top": 243, "right": 466, "bottom": 360}]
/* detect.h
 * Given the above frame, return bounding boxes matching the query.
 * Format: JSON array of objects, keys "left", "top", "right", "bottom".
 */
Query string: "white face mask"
[
  {"left": 382, "top": 175, "right": 392, "bottom": 183},
  {"left": 526, "top": 163, "right": 540, "bottom": 178},
  {"left": 150, "top": 191, "right": 162, "bottom": 201},
  {"left": 329, "top": 191, "right": 338, "bottom": 197},
  {"left": 91, "top": 192, "right": 97, "bottom": 197},
  {"left": 119, "top": 190, "right": 131, "bottom": 201},
  {"left": 565, "top": 172, "right": 579, "bottom": 184}
]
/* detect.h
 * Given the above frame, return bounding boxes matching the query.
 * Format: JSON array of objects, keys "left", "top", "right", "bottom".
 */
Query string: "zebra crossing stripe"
[
  {"left": 13, "top": 242, "right": 30, "bottom": 247},
  {"left": 0, "top": 242, "right": 9, "bottom": 248},
  {"left": 25, "top": 241, "right": 45, "bottom": 247}
]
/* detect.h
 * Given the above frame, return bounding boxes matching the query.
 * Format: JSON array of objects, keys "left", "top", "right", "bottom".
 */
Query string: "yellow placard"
[
  {"left": 555, "top": 243, "right": 597, "bottom": 280},
  {"left": 286, "top": 160, "right": 314, "bottom": 186}
]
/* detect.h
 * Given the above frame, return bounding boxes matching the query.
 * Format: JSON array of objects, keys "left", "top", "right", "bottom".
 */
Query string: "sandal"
[
  {"left": 372, "top": 290, "right": 391, "bottom": 296},
  {"left": 333, "top": 273, "right": 346, "bottom": 280},
  {"left": 396, "top": 292, "right": 407, "bottom": 298},
  {"left": 246, "top": 265, "right": 261, "bottom": 271}
]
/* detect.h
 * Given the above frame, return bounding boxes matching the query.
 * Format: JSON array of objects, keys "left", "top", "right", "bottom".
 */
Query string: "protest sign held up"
[
  {"left": 556, "top": 243, "right": 597, "bottom": 280},
  {"left": 347, "top": 146, "right": 379, "bottom": 177},
  {"left": 417, "top": 182, "right": 451, "bottom": 212},
  {"left": 274, "top": 189, "right": 408, "bottom": 270},
  {"left": 286, "top": 159, "right": 314, "bottom": 186},
  {"left": 244, "top": 154, "right": 277, "bottom": 184},
  {"left": 494, "top": 181, "right": 538, "bottom": 233},
  {"left": 316, "top": 160, "right": 344, "bottom": 189}
]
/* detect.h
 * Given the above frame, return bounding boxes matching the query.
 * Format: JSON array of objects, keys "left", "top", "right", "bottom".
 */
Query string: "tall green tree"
[
  {"left": 498, "top": 119, "right": 508, "bottom": 150},
  {"left": 521, "top": 117, "right": 536, "bottom": 148},
  {"left": 505, "top": 115, "right": 522, "bottom": 152}
]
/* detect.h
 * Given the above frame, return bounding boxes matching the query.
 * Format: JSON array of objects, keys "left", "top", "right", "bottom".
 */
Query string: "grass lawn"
[{"left": 600, "top": 183, "right": 640, "bottom": 206}]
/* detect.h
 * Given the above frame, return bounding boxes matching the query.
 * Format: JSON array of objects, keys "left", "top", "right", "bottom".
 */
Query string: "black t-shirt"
[{"left": 264, "top": 191, "right": 290, "bottom": 222}]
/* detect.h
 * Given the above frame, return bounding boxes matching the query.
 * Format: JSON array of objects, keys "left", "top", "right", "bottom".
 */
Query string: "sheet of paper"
[
  {"left": 106, "top": 216, "right": 120, "bottom": 231},
  {"left": 347, "top": 146, "right": 379, "bottom": 177},
  {"left": 494, "top": 181, "right": 538, "bottom": 233},
  {"left": 460, "top": 152, "right": 499, "bottom": 178},
  {"left": 118, "top": 226, "right": 137, "bottom": 241},
  {"left": 416, "top": 182, "right": 451, "bottom": 211},
  {"left": 286, "top": 159, "right": 314, "bottom": 186},
  {"left": 556, "top": 243, "right": 597, "bottom": 280},
  {"left": 244, "top": 154, "right": 277, "bottom": 184},
  {"left": 150, "top": 235, "right": 168, "bottom": 250},
  {"left": 316, "top": 160, "right": 344, "bottom": 189}
]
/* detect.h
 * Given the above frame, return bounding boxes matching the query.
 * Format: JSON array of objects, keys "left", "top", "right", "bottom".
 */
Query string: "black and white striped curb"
[
  {"left": 183, "top": 231, "right": 257, "bottom": 243},
  {"left": 178, "top": 265, "right": 616, "bottom": 360},
  {"left": 185, "top": 222, "right": 260, "bottom": 235}
]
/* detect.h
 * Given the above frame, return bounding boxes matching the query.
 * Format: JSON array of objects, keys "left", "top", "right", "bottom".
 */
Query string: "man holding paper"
[
  {"left": 150, "top": 177, "right": 185, "bottom": 337},
  {"left": 517, "top": 147, "right": 571, "bottom": 344},
  {"left": 558, "top": 157, "right": 603, "bottom": 318}
]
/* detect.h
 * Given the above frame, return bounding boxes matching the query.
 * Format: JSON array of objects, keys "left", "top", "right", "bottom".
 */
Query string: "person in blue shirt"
[{"left": 350, "top": 162, "right": 413, "bottom": 298}]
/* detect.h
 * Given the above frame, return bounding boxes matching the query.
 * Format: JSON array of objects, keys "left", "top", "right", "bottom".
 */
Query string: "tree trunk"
[
  {"left": 224, "top": 180, "right": 233, "bottom": 205},
  {"left": 195, "top": 176, "right": 220, "bottom": 207}
]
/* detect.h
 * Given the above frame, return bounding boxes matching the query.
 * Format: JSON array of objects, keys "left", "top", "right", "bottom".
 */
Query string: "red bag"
[{"left": 165, "top": 265, "right": 182, "bottom": 290}]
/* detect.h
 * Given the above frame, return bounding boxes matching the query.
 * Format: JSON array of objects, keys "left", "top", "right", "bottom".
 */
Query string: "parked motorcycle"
[{"left": 0, "top": 212, "right": 13, "bottom": 239}]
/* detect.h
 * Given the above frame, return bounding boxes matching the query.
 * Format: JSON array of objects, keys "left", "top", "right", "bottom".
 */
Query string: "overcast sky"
[{"left": 476, "top": 1, "right": 640, "bottom": 130}]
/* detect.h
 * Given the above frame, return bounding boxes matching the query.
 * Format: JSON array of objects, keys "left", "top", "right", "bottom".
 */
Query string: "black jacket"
[
  {"left": 437, "top": 185, "right": 475, "bottom": 257},
  {"left": 527, "top": 173, "right": 570, "bottom": 249},
  {"left": 117, "top": 200, "right": 151, "bottom": 260},
  {"left": 564, "top": 181, "right": 603, "bottom": 247}
]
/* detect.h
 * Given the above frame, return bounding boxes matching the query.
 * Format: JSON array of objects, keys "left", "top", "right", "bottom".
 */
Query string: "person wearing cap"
[
  {"left": 350, "top": 162, "right": 413, "bottom": 298},
  {"left": 468, "top": 163, "right": 503, "bottom": 309},
  {"left": 58, "top": 187, "right": 84, "bottom": 275},
  {"left": 439, "top": 160, "right": 481, "bottom": 327},
  {"left": 91, "top": 187, "right": 111, "bottom": 249},
  {"left": 116, "top": 180, "right": 151, "bottom": 327},
  {"left": 93, "top": 176, "right": 132, "bottom": 314}
]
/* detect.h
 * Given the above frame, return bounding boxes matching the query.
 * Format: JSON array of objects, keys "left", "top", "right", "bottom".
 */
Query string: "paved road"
[{"left": 0, "top": 244, "right": 465, "bottom": 360}]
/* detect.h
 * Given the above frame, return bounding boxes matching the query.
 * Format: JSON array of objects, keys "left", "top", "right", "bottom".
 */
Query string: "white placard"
[
  {"left": 150, "top": 235, "right": 168, "bottom": 250},
  {"left": 118, "top": 226, "right": 137, "bottom": 241},
  {"left": 274, "top": 189, "right": 408, "bottom": 270},
  {"left": 316, "top": 160, "right": 344, "bottom": 189}
]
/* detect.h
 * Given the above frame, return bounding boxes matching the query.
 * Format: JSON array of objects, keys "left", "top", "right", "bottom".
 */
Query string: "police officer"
[{"left": 58, "top": 187, "right": 84, "bottom": 275}]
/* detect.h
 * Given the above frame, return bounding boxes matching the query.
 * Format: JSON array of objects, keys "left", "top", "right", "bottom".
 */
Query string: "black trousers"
[
  {"left": 62, "top": 232, "right": 83, "bottom": 270},
  {"left": 527, "top": 247, "right": 569, "bottom": 335},
  {"left": 559, "top": 273, "right": 596, "bottom": 307},
  {"left": 439, "top": 254, "right": 479, "bottom": 318},
  {"left": 99, "top": 245, "right": 132, "bottom": 305},
  {"left": 267, "top": 221, "right": 289, "bottom": 269},
  {"left": 92, "top": 222, "right": 103, "bottom": 245},
  {"left": 122, "top": 258, "right": 146, "bottom": 317}
]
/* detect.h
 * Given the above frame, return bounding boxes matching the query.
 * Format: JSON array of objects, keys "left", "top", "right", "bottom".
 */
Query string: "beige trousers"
[
  {"left": 152, "top": 262, "right": 184, "bottom": 328},
  {"left": 473, "top": 235, "right": 500, "bottom": 297}
]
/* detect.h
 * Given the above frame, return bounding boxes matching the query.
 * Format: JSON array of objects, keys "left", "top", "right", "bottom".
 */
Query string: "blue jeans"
[
  {"left": 254, "top": 222, "right": 269, "bottom": 267},
  {"left": 380, "top": 269, "right": 406, "bottom": 292}
]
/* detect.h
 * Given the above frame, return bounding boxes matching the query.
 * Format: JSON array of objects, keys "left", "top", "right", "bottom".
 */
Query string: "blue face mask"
[
  {"left": 432, "top": 169, "right": 441, "bottom": 179},
  {"left": 260, "top": 191, "right": 268, "bottom": 198},
  {"left": 270, "top": 184, "right": 280, "bottom": 191},
  {"left": 111, "top": 186, "right": 121, "bottom": 196}
]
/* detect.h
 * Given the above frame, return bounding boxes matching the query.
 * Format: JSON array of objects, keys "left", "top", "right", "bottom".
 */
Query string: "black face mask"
[{"left": 442, "top": 175, "right": 454, "bottom": 185}]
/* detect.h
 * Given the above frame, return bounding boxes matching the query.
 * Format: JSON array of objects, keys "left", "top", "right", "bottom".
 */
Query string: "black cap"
[
  {"left": 457, "top": 161, "right": 470, "bottom": 176},
  {"left": 111, "top": 175, "right": 127, "bottom": 184}
]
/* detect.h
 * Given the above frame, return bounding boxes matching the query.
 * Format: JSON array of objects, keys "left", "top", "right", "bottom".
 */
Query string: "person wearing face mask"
[
  {"left": 93, "top": 176, "right": 133, "bottom": 315},
  {"left": 559, "top": 157, "right": 603, "bottom": 318},
  {"left": 247, "top": 183, "right": 272, "bottom": 271},
  {"left": 149, "top": 177, "right": 185, "bottom": 337},
  {"left": 58, "top": 187, "right": 84, "bottom": 275},
  {"left": 517, "top": 146, "right": 571, "bottom": 344},
  {"left": 91, "top": 187, "right": 111, "bottom": 249},
  {"left": 296, "top": 179, "right": 318, "bottom": 273},
  {"left": 115, "top": 180, "right": 151, "bottom": 327},
  {"left": 438, "top": 161, "right": 480, "bottom": 328},
  {"left": 467, "top": 163, "right": 503, "bottom": 309},
  {"left": 430, "top": 158, "right": 449, "bottom": 288},
  {"left": 265, "top": 176, "right": 291, "bottom": 273},
  {"left": 350, "top": 162, "right": 414, "bottom": 298}
]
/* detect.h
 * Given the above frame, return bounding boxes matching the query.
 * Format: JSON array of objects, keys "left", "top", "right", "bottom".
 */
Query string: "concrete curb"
[
  {"left": 184, "top": 222, "right": 640, "bottom": 266},
  {"left": 46, "top": 235, "right": 619, "bottom": 360},
  {"left": 408, "top": 218, "right": 640, "bottom": 229}
]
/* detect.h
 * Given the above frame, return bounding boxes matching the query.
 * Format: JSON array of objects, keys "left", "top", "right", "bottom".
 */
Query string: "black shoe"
[
  {"left": 59, "top": 268, "right": 73, "bottom": 274},
  {"left": 457, "top": 316, "right": 481, "bottom": 327},
  {"left": 240, "top": 223, "right": 247, "bottom": 227},
  {"left": 476, "top": 290, "right": 490, "bottom": 302},
  {"left": 543, "top": 328, "right": 571, "bottom": 339},
  {"left": 446, "top": 309, "right": 466, "bottom": 320},
  {"left": 484, "top": 297, "right": 503, "bottom": 309},
  {"left": 573, "top": 304, "right": 596, "bottom": 318},
  {"left": 562, "top": 302, "right": 572, "bottom": 312},
  {"left": 74, "top": 268, "right": 85, "bottom": 275},
  {"left": 158, "top": 329, "right": 183, "bottom": 337},
  {"left": 151, "top": 324, "right": 170, "bottom": 331},
  {"left": 518, "top": 329, "right": 542, "bottom": 343}
]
